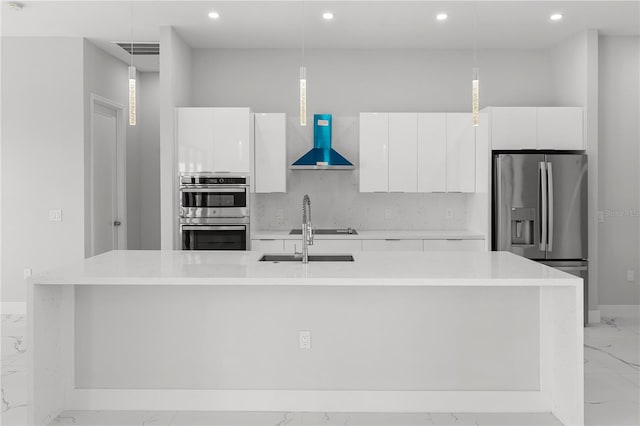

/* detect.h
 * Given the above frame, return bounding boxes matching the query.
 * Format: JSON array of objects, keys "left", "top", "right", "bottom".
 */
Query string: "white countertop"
[
  {"left": 252, "top": 229, "right": 485, "bottom": 240},
  {"left": 32, "top": 250, "right": 578, "bottom": 287}
]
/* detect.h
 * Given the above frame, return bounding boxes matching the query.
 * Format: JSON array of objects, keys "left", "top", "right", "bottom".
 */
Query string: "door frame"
[{"left": 89, "top": 93, "right": 127, "bottom": 256}]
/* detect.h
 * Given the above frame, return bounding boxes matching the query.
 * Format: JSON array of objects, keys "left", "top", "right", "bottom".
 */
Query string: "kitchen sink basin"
[
  {"left": 288, "top": 228, "right": 358, "bottom": 235},
  {"left": 259, "top": 254, "right": 354, "bottom": 262}
]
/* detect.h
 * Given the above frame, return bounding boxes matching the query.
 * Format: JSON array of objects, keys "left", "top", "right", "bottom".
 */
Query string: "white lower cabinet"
[
  {"left": 362, "top": 239, "right": 423, "bottom": 251},
  {"left": 422, "top": 239, "right": 485, "bottom": 251},
  {"left": 251, "top": 239, "right": 285, "bottom": 252},
  {"left": 283, "top": 239, "right": 362, "bottom": 254}
]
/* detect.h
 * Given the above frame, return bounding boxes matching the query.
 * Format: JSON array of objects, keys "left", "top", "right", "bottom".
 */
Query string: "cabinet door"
[
  {"left": 417, "top": 113, "right": 446, "bottom": 192},
  {"left": 359, "top": 113, "right": 389, "bottom": 192},
  {"left": 388, "top": 113, "right": 417, "bottom": 192},
  {"left": 251, "top": 239, "right": 285, "bottom": 252},
  {"left": 362, "top": 239, "right": 423, "bottom": 251},
  {"left": 212, "top": 108, "right": 251, "bottom": 173},
  {"left": 446, "top": 113, "right": 476, "bottom": 193},
  {"left": 284, "top": 239, "right": 362, "bottom": 254},
  {"left": 176, "top": 108, "right": 215, "bottom": 173},
  {"left": 490, "top": 107, "right": 537, "bottom": 150},
  {"left": 537, "top": 107, "right": 584, "bottom": 150},
  {"left": 254, "top": 113, "right": 286, "bottom": 193},
  {"left": 422, "top": 239, "right": 485, "bottom": 251}
]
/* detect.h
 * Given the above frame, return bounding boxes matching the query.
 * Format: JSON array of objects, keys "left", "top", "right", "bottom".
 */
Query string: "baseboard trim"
[
  {"left": 1, "top": 302, "right": 26, "bottom": 315},
  {"left": 68, "top": 389, "right": 551, "bottom": 413},
  {"left": 598, "top": 305, "right": 640, "bottom": 318},
  {"left": 588, "top": 310, "right": 601, "bottom": 324}
]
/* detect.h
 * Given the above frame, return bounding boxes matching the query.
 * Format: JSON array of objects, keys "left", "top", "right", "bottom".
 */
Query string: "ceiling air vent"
[{"left": 116, "top": 42, "right": 160, "bottom": 55}]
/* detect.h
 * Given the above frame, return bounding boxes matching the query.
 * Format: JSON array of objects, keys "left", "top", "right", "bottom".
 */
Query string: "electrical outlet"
[
  {"left": 597, "top": 211, "right": 604, "bottom": 223},
  {"left": 446, "top": 208, "right": 454, "bottom": 219},
  {"left": 299, "top": 330, "right": 311, "bottom": 349},
  {"left": 627, "top": 270, "right": 635, "bottom": 282},
  {"left": 23, "top": 268, "right": 32, "bottom": 279},
  {"left": 49, "top": 209, "right": 62, "bottom": 222},
  {"left": 384, "top": 209, "right": 392, "bottom": 220}
]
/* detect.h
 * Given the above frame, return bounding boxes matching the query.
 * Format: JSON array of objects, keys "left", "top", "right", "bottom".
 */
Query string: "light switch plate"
[
  {"left": 384, "top": 209, "right": 392, "bottom": 220},
  {"left": 299, "top": 330, "right": 311, "bottom": 349},
  {"left": 49, "top": 209, "right": 62, "bottom": 222}
]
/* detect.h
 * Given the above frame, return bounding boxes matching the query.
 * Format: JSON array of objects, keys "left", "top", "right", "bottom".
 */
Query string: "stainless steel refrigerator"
[{"left": 492, "top": 153, "right": 588, "bottom": 324}]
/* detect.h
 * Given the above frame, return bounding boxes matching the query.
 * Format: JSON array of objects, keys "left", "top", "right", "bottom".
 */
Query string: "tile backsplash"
[{"left": 251, "top": 171, "right": 468, "bottom": 231}]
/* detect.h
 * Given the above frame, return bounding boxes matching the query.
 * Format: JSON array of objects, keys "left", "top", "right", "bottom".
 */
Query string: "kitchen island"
[{"left": 28, "top": 250, "right": 583, "bottom": 425}]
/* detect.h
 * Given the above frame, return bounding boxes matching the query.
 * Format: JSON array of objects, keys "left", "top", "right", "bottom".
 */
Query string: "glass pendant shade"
[
  {"left": 299, "top": 66, "right": 307, "bottom": 126},
  {"left": 128, "top": 66, "right": 136, "bottom": 126},
  {"left": 472, "top": 67, "right": 479, "bottom": 127}
]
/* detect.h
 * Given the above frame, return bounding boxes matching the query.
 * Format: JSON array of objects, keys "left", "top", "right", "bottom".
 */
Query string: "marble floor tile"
[
  {"left": 50, "top": 411, "right": 565, "bottom": 426},
  {"left": 169, "top": 411, "right": 302, "bottom": 425},
  {"left": 474, "top": 412, "right": 562, "bottom": 425},
  {"left": 50, "top": 410, "right": 176, "bottom": 425},
  {"left": 584, "top": 372, "right": 640, "bottom": 426}
]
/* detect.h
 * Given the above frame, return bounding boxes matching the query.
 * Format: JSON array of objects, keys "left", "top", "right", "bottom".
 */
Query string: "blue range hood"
[{"left": 291, "top": 114, "right": 354, "bottom": 170}]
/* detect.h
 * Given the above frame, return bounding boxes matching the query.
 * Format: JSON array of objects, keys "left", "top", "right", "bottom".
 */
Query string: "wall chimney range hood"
[{"left": 291, "top": 114, "right": 354, "bottom": 170}]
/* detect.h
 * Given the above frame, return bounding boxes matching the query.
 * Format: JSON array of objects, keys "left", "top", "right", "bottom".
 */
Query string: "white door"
[
  {"left": 446, "top": 113, "right": 476, "bottom": 193},
  {"left": 388, "top": 113, "right": 418, "bottom": 192},
  {"left": 359, "top": 113, "right": 389, "bottom": 192},
  {"left": 91, "top": 97, "right": 126, "bottom": 256},
  {"left": 417, "top": 113, "right": 447, "bottom": 192},
  {"left": 212, "top": 108, "right": 251, "bottom": 173}
]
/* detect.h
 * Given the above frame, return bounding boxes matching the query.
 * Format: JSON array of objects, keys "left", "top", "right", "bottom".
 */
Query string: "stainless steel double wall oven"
[{"left": 179, "top": 174, "right": 250, "bottom": 250}]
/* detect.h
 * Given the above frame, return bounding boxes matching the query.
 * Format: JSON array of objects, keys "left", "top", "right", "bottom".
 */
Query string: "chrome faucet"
[{"left": 301, "top": 194, "right": 314, "bottom": 263}]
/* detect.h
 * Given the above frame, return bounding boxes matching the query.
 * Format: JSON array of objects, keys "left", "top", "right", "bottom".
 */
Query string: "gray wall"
[
  {"left": 190, "top": 48, "right": 554, "bottom": 231},
  {"left": 138, "top": 72, "right": 161, "bottom": 249},
  {"left": 1, "top": 37, "right": 85, "bottom": 303},
  {"left": 160, "top": 27, "right": 193, "bottom": 249},
  {"left": 598, "top": 36, "right": 640, "bottom": 305}
]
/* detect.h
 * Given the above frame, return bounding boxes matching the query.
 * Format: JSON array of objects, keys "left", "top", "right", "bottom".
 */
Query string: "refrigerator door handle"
[
  {"left": 539, "top": 161, "right": 547, "bottom": 252},
  {"left": 547, "top": 162, "right": 554, "bottom": 252}
]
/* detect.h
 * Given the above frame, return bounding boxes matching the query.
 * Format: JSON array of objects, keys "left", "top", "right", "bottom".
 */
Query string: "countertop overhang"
[{"left": 32, "top": 250, "right": 580, "bottom": 287}]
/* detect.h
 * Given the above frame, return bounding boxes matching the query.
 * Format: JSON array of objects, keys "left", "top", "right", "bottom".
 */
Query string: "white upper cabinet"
[
  {"left": 360, "top": 112, "right": 477, "bottom": 193},
  {"left": 211, "top": 108, "right": 251, "bottom": 173},
  {"left": 490, "top": 107, "right": 537, "bottom": 150},
  {"left": 537, "top": 107, "right": 583, "bottom": 150},
  {"left": 176, "top": 107, "right": 252, "bottom": 174},
  {"left": 176, "top": 108, "right": 216, "bottom": 173},
  {"left": 359, "top": 113, "right": 389, "bottom": 192},
  {"left": 388, "top": 113, "right": 418, "bottom": 192},
  {"left": 417, "top": 113, "right": 446, "bottom": 192},
  {"left": 488, "top": 107, "right": 584, "bottom": 150},
  {"left": 446, "top": 113, "right": 476, "bottom": 193},
  {"left": 254, "top": 113, "right": 286, "bottom": 193}
]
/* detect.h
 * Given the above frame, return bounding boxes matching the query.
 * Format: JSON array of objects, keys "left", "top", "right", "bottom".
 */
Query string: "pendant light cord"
[
  {"left": 130, "top": 0, "right": 134, "bottom": 64},
  {"left": 301, "top": 0, "right": 305, "bottom": 65},
  {"left": 473, "top": 0, "right": 478, "bottom": 68}
]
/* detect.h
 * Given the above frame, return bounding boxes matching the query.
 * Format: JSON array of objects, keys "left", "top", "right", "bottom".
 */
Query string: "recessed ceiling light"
[
  {"left": 436, "top": 13, "right": 448, "bottom": 21},
  {"left": 322, "top": 12, "right": 334, "bottom": 20},
  {"left": 550, "top": 13, "right": 563, "bottom": 21},
  {"left": 208, "top": 11, "right": 220, "bottom": 19}
]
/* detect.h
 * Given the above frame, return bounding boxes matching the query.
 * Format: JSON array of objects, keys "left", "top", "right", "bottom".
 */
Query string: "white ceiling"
[{"left": 2, "top": 0, "right": 639, "bottom": 72}]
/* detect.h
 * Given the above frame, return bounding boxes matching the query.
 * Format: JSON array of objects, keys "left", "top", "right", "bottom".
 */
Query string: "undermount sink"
[
  {"left": 259, "top": 254, "right": 355, "bottom": 262},
  {"left": 288, "top": 228, "right": 358, "bottom": 235}
]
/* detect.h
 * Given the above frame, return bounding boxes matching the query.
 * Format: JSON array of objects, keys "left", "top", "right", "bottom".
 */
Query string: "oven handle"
[
  {"left": 180, "top": 188, "right": 246, "bottom": 193},
  {"left": 182, "top": 225, "right": 247, "bottom": 231}
]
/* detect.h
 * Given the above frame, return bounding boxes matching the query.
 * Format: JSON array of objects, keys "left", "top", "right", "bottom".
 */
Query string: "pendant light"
[
  {"left": 471, "top": 1, "right": 479, "bottom": 127},
  {"left": 299, "top": 0, "right": 307, "bottom": 126},
  {"left": 128, "top": 0, "right": 136, "bottom": 126}
]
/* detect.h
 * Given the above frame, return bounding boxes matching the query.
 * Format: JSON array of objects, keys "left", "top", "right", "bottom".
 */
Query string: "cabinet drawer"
[
  {"left": 251, "top": 239, "right": 284, "bottom": 252},
  {"left": 422, "top": 239, "right": 485, "bottom": 251},
  {"left": 362, "top": 239, "right": 423, "bottom": 251},
  {"left": 284, "top": 239, "right": 362, "bottom": 253}
]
